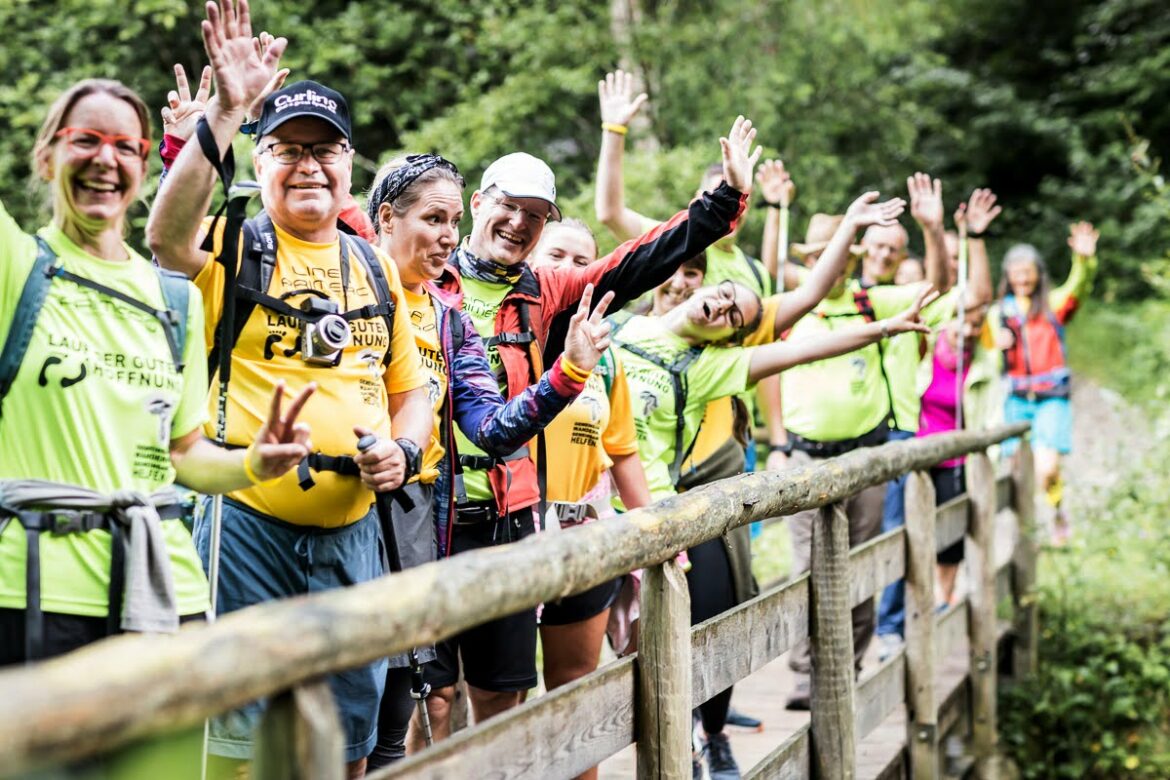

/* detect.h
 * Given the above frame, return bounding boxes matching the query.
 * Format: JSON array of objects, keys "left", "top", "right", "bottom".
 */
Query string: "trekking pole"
[
  {"left": 954, "top": 221, "right": 969, "bottom": 431},
  {"left": 356, "top": 434, "right": 434, "bottom": 746},
  {"left": 201, "top": 180, "right": 260, "bottom": 780},
  {"left": 777, "top": 204, "right": 789, "bottom": 293}
]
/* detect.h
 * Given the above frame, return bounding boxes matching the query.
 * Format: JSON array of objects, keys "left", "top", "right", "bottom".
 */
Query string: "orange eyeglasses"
[{"left": 54, "top": 128, "right": 151, "bottom": 160}]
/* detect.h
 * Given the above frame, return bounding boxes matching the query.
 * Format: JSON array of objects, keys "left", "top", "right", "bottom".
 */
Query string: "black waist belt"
[
  {"left": 297, "top": 452, "right": 361, "bottom": 491},
  {"left": 790, "top": 424, "right": 889, "bottom": 459},
  {"left": 452, "top": 500, "right": 500, "bottom": 526},
  {"left": 3, "top": 503, "right": 184, "bottom": 662},
  {"left": 456, "top": 444, "right": 530, "bottom": 473}
]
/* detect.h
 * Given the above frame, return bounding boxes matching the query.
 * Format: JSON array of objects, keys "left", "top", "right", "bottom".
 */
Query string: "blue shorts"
[
  {"left": 1002, "top": 394, "right": 1072, "bottom": 456},
  {"left": 193, "top": 498, "right": 387, "bottom": 763}
]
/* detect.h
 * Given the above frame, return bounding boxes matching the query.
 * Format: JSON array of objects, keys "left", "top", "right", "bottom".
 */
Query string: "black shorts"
[
  {"left": 933, "top": 465, "right": 966, "bottom": 565},
  {"left": 541, "top": 577, "right": 622, "bottom": 626},
  {"left": 424, "top": 508, "right": 538, "bottom": 692},
  {"left": 0, "top": 608, "right": 204, "bottom": 667}
]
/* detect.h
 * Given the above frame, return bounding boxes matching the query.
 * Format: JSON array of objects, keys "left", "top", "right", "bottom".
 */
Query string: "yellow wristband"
[
  {"left": 601, "top": 122, "right": 628, "bottom": 136},
  {"left": 242, "top": 442, "right": 275, "bottom": 486},
  {"left": 560, "top": 356, "right": 592, "bottom": 383}
]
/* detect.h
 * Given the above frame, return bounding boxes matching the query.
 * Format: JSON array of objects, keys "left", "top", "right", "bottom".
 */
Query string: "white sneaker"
[{"left": 877, "top": 633, "right": 903, "bottom": 662}]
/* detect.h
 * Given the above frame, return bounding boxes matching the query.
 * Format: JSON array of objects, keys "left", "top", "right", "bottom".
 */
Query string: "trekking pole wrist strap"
[{"left": 242, "top": 441, "right": 277, "bottom": 486}]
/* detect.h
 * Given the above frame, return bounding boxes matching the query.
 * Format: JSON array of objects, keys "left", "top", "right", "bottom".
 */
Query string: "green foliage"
[{"left": 0, "top": 0, "right": 1168, "bottom": 296}]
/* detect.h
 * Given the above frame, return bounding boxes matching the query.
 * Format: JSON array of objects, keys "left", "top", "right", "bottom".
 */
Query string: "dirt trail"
[{"left": 1066, "top": 377, "right": 1154, "bottom": 514}]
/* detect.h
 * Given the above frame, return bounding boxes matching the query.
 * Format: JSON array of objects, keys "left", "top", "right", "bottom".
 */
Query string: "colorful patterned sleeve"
[{"left": 448, "top": 309, "right": 585, "bottom": 457}]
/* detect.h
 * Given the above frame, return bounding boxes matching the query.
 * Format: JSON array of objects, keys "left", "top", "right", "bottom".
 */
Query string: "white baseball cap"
[{"left": 480, "top": 153, "right": 561, "bottom": 222}]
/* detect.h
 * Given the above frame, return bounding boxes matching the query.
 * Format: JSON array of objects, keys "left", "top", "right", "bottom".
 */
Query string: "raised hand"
[
  {"left": 563, "top": 284, "right": 616, "bottom": 372},
  {"left": 248, "top": 381, "right": 314, "bottom": 481},
  {"left": 883, "top": 285, "right": 940, "bottom": 336},
  {"left": 598, "top": 69, "right": 648, "bottom": 128},
  {"left": 201, "top": 0, "right": 287, "bottom": 115},
  {"left": 756, "top": 159, "right": 795, "bottom": 207},
  {"left": 246, "top": 31, "right": 290, "bottom": 122},
  {"left": 720, "top": 115, "right": 762, "bottom": 194},
  {"left": 907, "top": 172, "right": 944, "bottom": 231},
  {"left": 161, "top": 63, "right": 212, "bottom": 142},
  {"left": 962, "top": 188, "right": 1001, "bottom": 235},
  {"left": 845, "top": 191, "right": 906, "bottom": 229},
  {"left": 1067, "top": 220, "right": 1099, "bottom": 257}
]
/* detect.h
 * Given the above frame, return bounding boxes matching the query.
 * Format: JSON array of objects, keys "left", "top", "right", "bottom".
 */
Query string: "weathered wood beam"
[
  {"left": 934, "top": 495, "right": 969, "bottom": 553},
  {"left": 254, "top": 680, "right": 343, "bottom": 780},
  {"left": 966, "top": 452, "right": 1000, "bottom": 778},
  {"left": 1010, "top": 439, "right": 1038, "bottom": 678},
  {"left": 854, "top": 650, "right": 905, "bottom": 741},
  {"left": 848, "top": 528, "right": 904, "bottom": 607},
  {"left": 903, "top": 470, "right": 939, "bottom": 780},
  {"left": 637, "top": 561, "right": 691, "bottom": 779},
  {"left": 809, "top": 502, "right": 856, "bottom": 779},
  {"left": 0, "top": 425, "right": 1027, "bottom": 773},
  {"left": 742, "top": 723, "right": 810, "bottom": 780}
]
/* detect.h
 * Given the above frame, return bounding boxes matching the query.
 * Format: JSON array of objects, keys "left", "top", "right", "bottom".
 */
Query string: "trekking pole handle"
[{"left": 356, "top": 434, "right": 378, "bottom": 453}]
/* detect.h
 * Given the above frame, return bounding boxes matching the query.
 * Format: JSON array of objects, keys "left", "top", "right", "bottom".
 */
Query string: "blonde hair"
[{"left": 31, "top": 79, "right": 151, "bottom": 241}]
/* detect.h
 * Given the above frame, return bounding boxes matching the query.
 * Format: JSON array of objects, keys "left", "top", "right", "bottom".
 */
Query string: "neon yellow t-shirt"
[
  {"left": 0, "top": 210, "right": 210, "bottom": 617},
  {"left": 195, "top": 220, "right": 425, "bottom": 527},
  {"left": 543, "top": 349, "right": 638, "bottom": 503},
  {"left": 781, "top": 280, "right": 953, "bottom": 441},
  {"left": 615, "top": 315, "right": 754, "bottom": 502},
  {"left": 451, "top": 275, "right": 513, "bottom": 502},
  {"left": 403, "top": 288, "right": 446, "bottom": 485}
]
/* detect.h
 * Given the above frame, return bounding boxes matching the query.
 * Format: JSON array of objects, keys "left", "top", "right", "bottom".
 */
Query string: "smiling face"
[
  {"left": 860, "top": 223, "right": 908, "bottom": 284},
  {"left": 1006, "top": 258, "right": 1040, "bottom": 298},
  {"left": 43, "top": 92, "right": 148, "bottom": 234},
  {"left": 254, "top": 117, "right": 353, "bottom": 241},
  {"left": 531, "top": 222, "right": 597, "bottom": 268},
  {"left": 467, "top": 187, "right": 551, "bottom": 265},
  {"left": 652, "top": 263, "right": 705, "bottom": 315},
  {"left": 378, "top": 179, "right": 463, "bottom": 289},
  {"left": 680, "top": 281, "right": 762, "bottom": 343}
]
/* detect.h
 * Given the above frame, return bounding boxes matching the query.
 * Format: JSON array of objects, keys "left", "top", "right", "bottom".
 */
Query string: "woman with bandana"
[{"left": 363, "top": 154, "right": 616, "bottom": 765}]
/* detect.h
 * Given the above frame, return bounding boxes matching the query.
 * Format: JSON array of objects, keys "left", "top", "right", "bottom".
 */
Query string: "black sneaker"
[
  {"left": 725, "top": 707, "right": 763, "bottom": 730},
  {"left": 784, "top": 678, "right": 811, "bottom": 711},
  {"left": 705, "top": 731, "right": 741, "bottom": 780}
]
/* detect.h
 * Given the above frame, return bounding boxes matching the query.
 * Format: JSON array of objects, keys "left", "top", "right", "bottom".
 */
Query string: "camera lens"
[{"left": 313, "top": 314, "right": 351, "bottom": 352}]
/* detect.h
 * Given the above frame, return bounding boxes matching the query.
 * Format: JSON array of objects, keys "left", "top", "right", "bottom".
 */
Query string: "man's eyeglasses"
[
  {"left": 716, "top": 280, "right": 746, "bottom": 331},
  {"left": 259, "top": 141, "right": 351, "bottom": 166},
  {"left": 54, "top": 128, "right": 150, "bottom": 161},
  {"left": 483, "top": 193, "right": 550, "bottom": 225}
]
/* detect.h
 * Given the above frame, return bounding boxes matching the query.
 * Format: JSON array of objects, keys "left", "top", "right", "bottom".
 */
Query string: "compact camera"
[{"left": 299, "top": 297, "right": 351, "bottom": 366}]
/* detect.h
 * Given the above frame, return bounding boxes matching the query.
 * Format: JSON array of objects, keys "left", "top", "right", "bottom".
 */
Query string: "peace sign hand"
[
  {"left": 201, "top": 0, "right": 287, "bottom": 115},
  {"left": 161, "top": 64, "right": 212, "bottom": 142},
  {"left": 247, "top": 381, "right": 315, "bottom": 481},
  {"left": 882, "top": 285, "right": 940, "bottom": 336},
  {"left": 563, "top": 284, "right": 617, "bottom": 373}
]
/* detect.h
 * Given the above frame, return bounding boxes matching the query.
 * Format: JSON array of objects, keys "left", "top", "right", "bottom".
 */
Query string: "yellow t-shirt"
[
  {"left": 403, "top": 287, "right": 447, "bottom": 485},
  {"left": 195, "top": 220, "right": 425, "bottom": 526},
  {"left": 543, "top": 349, "right": 638, "bottom": 502}
]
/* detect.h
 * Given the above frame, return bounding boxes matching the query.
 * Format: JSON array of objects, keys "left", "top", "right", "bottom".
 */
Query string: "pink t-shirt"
[{"left": 918, "top": 336, "right": 973, "bottom": 468}]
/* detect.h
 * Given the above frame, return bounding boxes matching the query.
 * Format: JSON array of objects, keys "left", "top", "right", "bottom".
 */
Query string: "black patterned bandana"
[
  {"left": 453, "top": 243, "right": 524, "bottom": 286},
  {"left": 366, "top": 153, "right": 462, "bottom": 231}
]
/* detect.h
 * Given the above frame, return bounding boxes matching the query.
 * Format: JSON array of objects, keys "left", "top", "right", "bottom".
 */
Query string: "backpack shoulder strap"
[
  {"left": 154, "top": 268, "right": 190, "bottom": 373},
  {"left": 208, "top": 216, "right": 267, "bottom": 379},
  {"left": 852, "top": 288, "right": 876, "bottom": 322},
  {"left": 448, "top": 306, "right": 465, "bottom": 355},
  {"left": 342, "top": 234, "right": 396, "bottom": 367},
  {"left": 0, "top": 238, "right": 59, "bottom": 416}
]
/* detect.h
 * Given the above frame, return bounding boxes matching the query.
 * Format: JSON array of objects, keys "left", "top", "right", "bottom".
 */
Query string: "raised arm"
[
  {"left": 957, "top": 188, "right": 1001, "bottom": 308},
  {"left": 748, "top": 286, "right": 937, "bottom": 384},
  {"left": 456, "top": 288, "right": 614, "bottom": 456},
  {"left": 146, "top": 0, "right": 287, "bottom": 278},
  {"left": 594, "top": 70, "right": 651, "bottom": 242},
  {"left": 1051, "top": 221, "right": 1099, "bottom": 321},
  {"left": 769, "top": 191, "right": 906, "bottom": 335},
  {"left": 756, "top": 158, "right": 794, "bottom": 281},
  {"left": 908, "top": 172, "right": 949, "bottom": 293},
  {"left": 540, "top": 116, "right": 758, "bottom": 360}
]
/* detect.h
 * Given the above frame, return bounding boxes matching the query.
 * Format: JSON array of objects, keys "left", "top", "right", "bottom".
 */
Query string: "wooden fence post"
[
  {"left": 1011, "top": 439, "right": 1039, "bottom": 677},
  {"left": 254, "top": 680, "right": 344, "bottom": 780},
  {"left": 637, "top": 559, "right": 692, "bottom": 779},
  {"left": 809, "top": 502, "right": 856, "bottom": 779},
  {"left": 903, "top": 471, "right": 939, "bottom": 780},
  {"left": 966, "top": 453, "right": 999, "bottom": 778}
]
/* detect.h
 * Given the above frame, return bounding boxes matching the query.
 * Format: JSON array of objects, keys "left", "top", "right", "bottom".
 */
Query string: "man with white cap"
[{"left": 422, "top": 117, "right": 759, "bottom": 734}]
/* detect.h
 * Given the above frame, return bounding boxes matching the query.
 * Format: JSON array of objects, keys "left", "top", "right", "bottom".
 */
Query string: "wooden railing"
[{"left": 0, "top": 423, "right": 1034, "bottom": 779}]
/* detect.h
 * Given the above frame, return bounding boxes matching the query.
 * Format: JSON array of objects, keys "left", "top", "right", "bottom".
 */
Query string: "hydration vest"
[{"left": 999, "top": 295, "right": 1070, "bottom": 399}]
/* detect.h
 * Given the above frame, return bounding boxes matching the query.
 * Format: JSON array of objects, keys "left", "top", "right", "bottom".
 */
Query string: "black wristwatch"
[
  {"left": 395, "top": 438, "right": 423, "bottom": 483},
  {"left": 756, "top": 199, "right": 783, "bottom": 210},
  {"left": 770, "top": 441, "right": 794, "bottom": 455}
]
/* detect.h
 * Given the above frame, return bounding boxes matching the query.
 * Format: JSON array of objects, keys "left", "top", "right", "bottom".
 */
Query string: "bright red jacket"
[{"left": 436, "top": 182, "right": 747, "bottom": 514}]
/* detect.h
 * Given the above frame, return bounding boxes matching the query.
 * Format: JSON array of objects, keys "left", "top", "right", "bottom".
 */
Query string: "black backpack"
[{"left": 0, "top": 237, "right": 189, "bottom": 417}]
